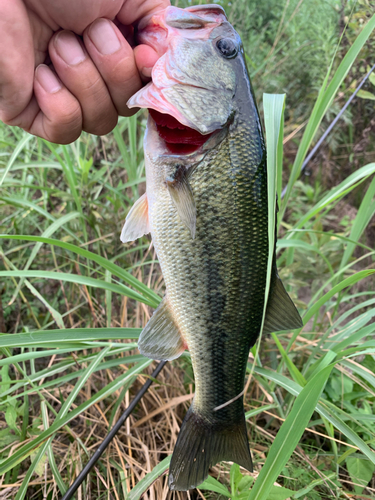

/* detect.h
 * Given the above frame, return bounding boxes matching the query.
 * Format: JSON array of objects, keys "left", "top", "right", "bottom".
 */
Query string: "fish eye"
[{"left": 216, "top": 38, "right": 238, "bottom": 58}]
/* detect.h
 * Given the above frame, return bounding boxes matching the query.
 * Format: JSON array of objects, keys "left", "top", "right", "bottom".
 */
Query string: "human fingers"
[
  {"left": 116, "top": 0, "right": 170, "bottom": 82},
  {"left": 7, "top": 64, "right": 82, "bottom": 144},
  {"left": 83, "top": 19, "right": 142, "bottom": 117},
  {"left": 29, "top": 65, "right": 82, "bottom": 143},
  {"left": 116, "top": 0, "right": 171, "bottom": 26},
  {"left": 134, "top": 44, "right": 159, "bottom": 81},
  {"left": 49, "top": 30, "right": 118, "bottom": 135},
  {"left": 0, "top": 0, "right": 34, "bottom": 123}
]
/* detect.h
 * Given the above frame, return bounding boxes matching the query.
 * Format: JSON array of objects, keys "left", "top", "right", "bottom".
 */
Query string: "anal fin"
[
  {"left": 138, "top": 297, "right": 187, "bottom": 361},
  {"left": 263, "top": 274, "right": 303, "bottom": 334},
  {"left": 120, "top": 193, "right": 150, "bottom": 243}
]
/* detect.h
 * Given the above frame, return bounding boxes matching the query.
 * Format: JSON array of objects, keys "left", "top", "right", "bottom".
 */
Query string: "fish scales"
[
  {"left": 122, "top": 4, "right": 302, "bottom": 491},
  {"left": 150, "top": 119, "right": 267, "bottom": 420}
]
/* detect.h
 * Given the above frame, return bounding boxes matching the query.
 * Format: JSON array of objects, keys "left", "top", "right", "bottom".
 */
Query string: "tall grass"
[{"left": 1, "top": 2, "right": 375, "bottom": 499}]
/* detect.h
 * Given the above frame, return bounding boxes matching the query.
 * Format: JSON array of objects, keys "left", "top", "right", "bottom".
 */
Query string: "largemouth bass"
[{"left": 121, "top": 4, "right": 302, "bottom": 491}]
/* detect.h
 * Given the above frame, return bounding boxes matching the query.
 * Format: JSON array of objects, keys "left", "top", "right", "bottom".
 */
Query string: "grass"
[{"left": 1, "top": 1, "right": 375, "bottom": 499}]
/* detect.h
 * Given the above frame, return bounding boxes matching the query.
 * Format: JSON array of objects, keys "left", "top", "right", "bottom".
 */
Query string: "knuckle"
[
  {"left": 81, "top": 74, "right": 103, "bottom": 96},
  {"left": 83, "top": 113, "right": 118, "bottom": 136},
  {"left": 58, "top": 102, "right": 82, "bottom": 128},
  {"left": 106, "top": 57, "right": 137, "bottom": 87},
  {"left": 46, "top": 106, "right": 82, "bottom": 144},
  {"left": 0, "top": 99, "right": 27, "bottom": 125}
]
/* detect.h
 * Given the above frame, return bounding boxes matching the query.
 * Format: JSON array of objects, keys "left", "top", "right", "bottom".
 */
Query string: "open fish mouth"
[{"left": 148, "top": 109, "right": 216, "bottom": 155}]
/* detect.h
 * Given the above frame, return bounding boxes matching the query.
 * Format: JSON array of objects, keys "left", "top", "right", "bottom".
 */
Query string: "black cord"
[
  {"left": 61, "top": 360, "right": 167, "bottom": 500},
  {"left": 281, "top": 63, "right": 375, "bottom": 199}
]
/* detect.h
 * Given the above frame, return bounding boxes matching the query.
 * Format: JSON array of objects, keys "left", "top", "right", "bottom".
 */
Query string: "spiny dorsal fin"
[
  {"left": 120, "top": 193, "right": 150, "bottom": 243},
  {"left": 138, "top": 297, "right": 187, "bottom": 361},
  {"left": 263, "top": 274, "right": 303, "bottom": 334},
  {"left": 166, "top": 165, "right": 196, "bottom": 239}
]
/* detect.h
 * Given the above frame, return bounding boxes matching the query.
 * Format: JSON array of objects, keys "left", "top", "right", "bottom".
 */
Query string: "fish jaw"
[
  {"left": 128, "top": 6, "right": 241, "bottom": 135},
  {"left": 144, "top": 112, "right": 228, "bottom": 160}
]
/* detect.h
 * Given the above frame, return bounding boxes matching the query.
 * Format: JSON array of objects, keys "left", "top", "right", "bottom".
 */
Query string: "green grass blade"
[
  {"left": 329, "top": 323, "right": 375, "bottom": 353},
  {"left": 290, "top": 163, "right": 375, "bottom": 231},
  {"left": 317, "top": 402, "right": 375, "bottom": 464},
  {"left": 41, "top": 402, "right": 67, "bottom": 495},
  {"left": 0, "top": 235, "right": 161, "bottom": 307},
  {"left": 23, "top": 279, "right": 65, "bottom": 328},
  {"left": 261, "top": 93, "right": 285, "bottom": 332},
  {"left": 0, "top": 354, "right": 146, "bottom": 405},
  {"left": 60, "top": 346, "right": 111, "bottom": 418},
  {"left": 271, "top": 332, "right": 306, "bottom": 386},
  {"left": 248, "top": 365, "right": 333, "bottom": 500},
  {"left": 281, "top": 13, "right": 375, "bottom": 216},
  {"left": 19, "top": 346, "right": 111, "bottom": 497},
  {"left": 0, "top": 360, "right": 151, "bottom": 474},
  {"left": 15, "top": 441, "right": 49, "bottom": 500},
  {"left": 0, "top": 270, "right": 151, "bottom": 304},
  {"left": 0, "top": 197, "right": 81, "bottom": 242},
  {"left": 9, "top": 211, "right": 82, "bottom": 304},
  {"left": 0, "top": 328, "right": 141, "bottom": 349},
  {"left": 253, "top": 366, "right": 375, "bottom": 464},
  {"left": 340, "top": 175, "right": 375, "bottom": 272},
  {"left": 127, "top": 456, "right": 171, "bottom": 500},
  {"left": 303, "top": 270, "right": 375, "bottom": 324},
  {"left": 113, "top": 126, "right": 132, "bottom": 177},
  {"left": 0, "top": 133, "right": 32, "bottom": 187},
  {"left": 0, "top": 345, "right": 137, "bottom": 369},
  {"left": 199, "top": 476, "right": 231, "bottom": 497},
  {"left": 277, "top": 239, "right": 334, "bottom": 276},
  {"left": 245, "top": 404, "right": 278, "bottom": 420}
]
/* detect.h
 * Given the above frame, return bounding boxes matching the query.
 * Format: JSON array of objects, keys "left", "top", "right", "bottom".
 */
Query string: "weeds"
[{"left": 1, "top": 1, "right": 375, "bottom": 499}]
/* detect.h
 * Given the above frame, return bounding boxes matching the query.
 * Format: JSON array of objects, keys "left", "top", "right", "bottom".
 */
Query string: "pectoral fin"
[
  {"left": 138, "top": 297, "right": 187, "bottom": 361},
  {"left": 263, "top": 274, "right": 303, "bottom": 334},
  {"left": 120, "top": 193, "right": 150, "bottom": 243},
  {"left": 166, "top": 166, "right": 196, "bottom": 239}
]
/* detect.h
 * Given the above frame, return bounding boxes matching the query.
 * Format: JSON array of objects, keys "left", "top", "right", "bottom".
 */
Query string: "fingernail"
[
  {"left": 36, "top": 65, "right": 62, "bottom": 93},
  {"left": 142, "top": 67, "right": 153, "bottom": 79},
  {"left": 55, "top": 31, "right": 85, "bottom": 65},
  {"left": 89, "top": 19, "right": 121, "bottom": 55}
]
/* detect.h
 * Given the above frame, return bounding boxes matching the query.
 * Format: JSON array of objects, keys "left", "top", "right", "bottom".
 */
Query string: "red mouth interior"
[{"left": 149, "top": 109, "right": 214, "bottom": 154}]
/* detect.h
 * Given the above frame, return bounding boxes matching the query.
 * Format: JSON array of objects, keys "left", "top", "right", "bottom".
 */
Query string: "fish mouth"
[{"left": 148, "top": 109, "right": 217, "bottom": 155}]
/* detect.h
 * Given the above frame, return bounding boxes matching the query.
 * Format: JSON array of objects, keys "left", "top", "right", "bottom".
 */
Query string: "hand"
[{"left": 0, "top": 0, "right": 169, "bottom": 143}]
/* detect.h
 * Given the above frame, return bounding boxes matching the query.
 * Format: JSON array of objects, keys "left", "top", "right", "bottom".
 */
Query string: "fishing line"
[
  {"left": 61, "top": 360, "right": 167, "bottom": 500},
  {"left": 281, "top": 63, "right": 375, "bottom": 199}
]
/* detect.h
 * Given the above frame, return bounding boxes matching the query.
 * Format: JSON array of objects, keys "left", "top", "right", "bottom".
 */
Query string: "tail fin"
[{"left": 169, "top": 406, "right": 253, "bottom": 491}]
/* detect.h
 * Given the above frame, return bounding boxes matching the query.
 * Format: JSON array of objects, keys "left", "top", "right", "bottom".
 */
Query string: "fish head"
[{"left": 128, "top": 5, "right": 246, "bottom": 157}]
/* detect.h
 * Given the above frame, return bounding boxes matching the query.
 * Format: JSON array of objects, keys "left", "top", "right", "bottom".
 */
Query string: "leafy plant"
[{"left": 1, "top": 1, "right": 375, "bottom": 499}]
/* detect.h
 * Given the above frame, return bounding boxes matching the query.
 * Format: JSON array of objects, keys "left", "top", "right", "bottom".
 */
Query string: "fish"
[{"left": 121, "top": 4, "right": 302, "bottom": 491}]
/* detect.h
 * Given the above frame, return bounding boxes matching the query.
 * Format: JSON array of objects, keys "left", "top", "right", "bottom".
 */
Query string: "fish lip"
[{"left": 127, "top": 83, "right": 223, "bottom": 135}]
